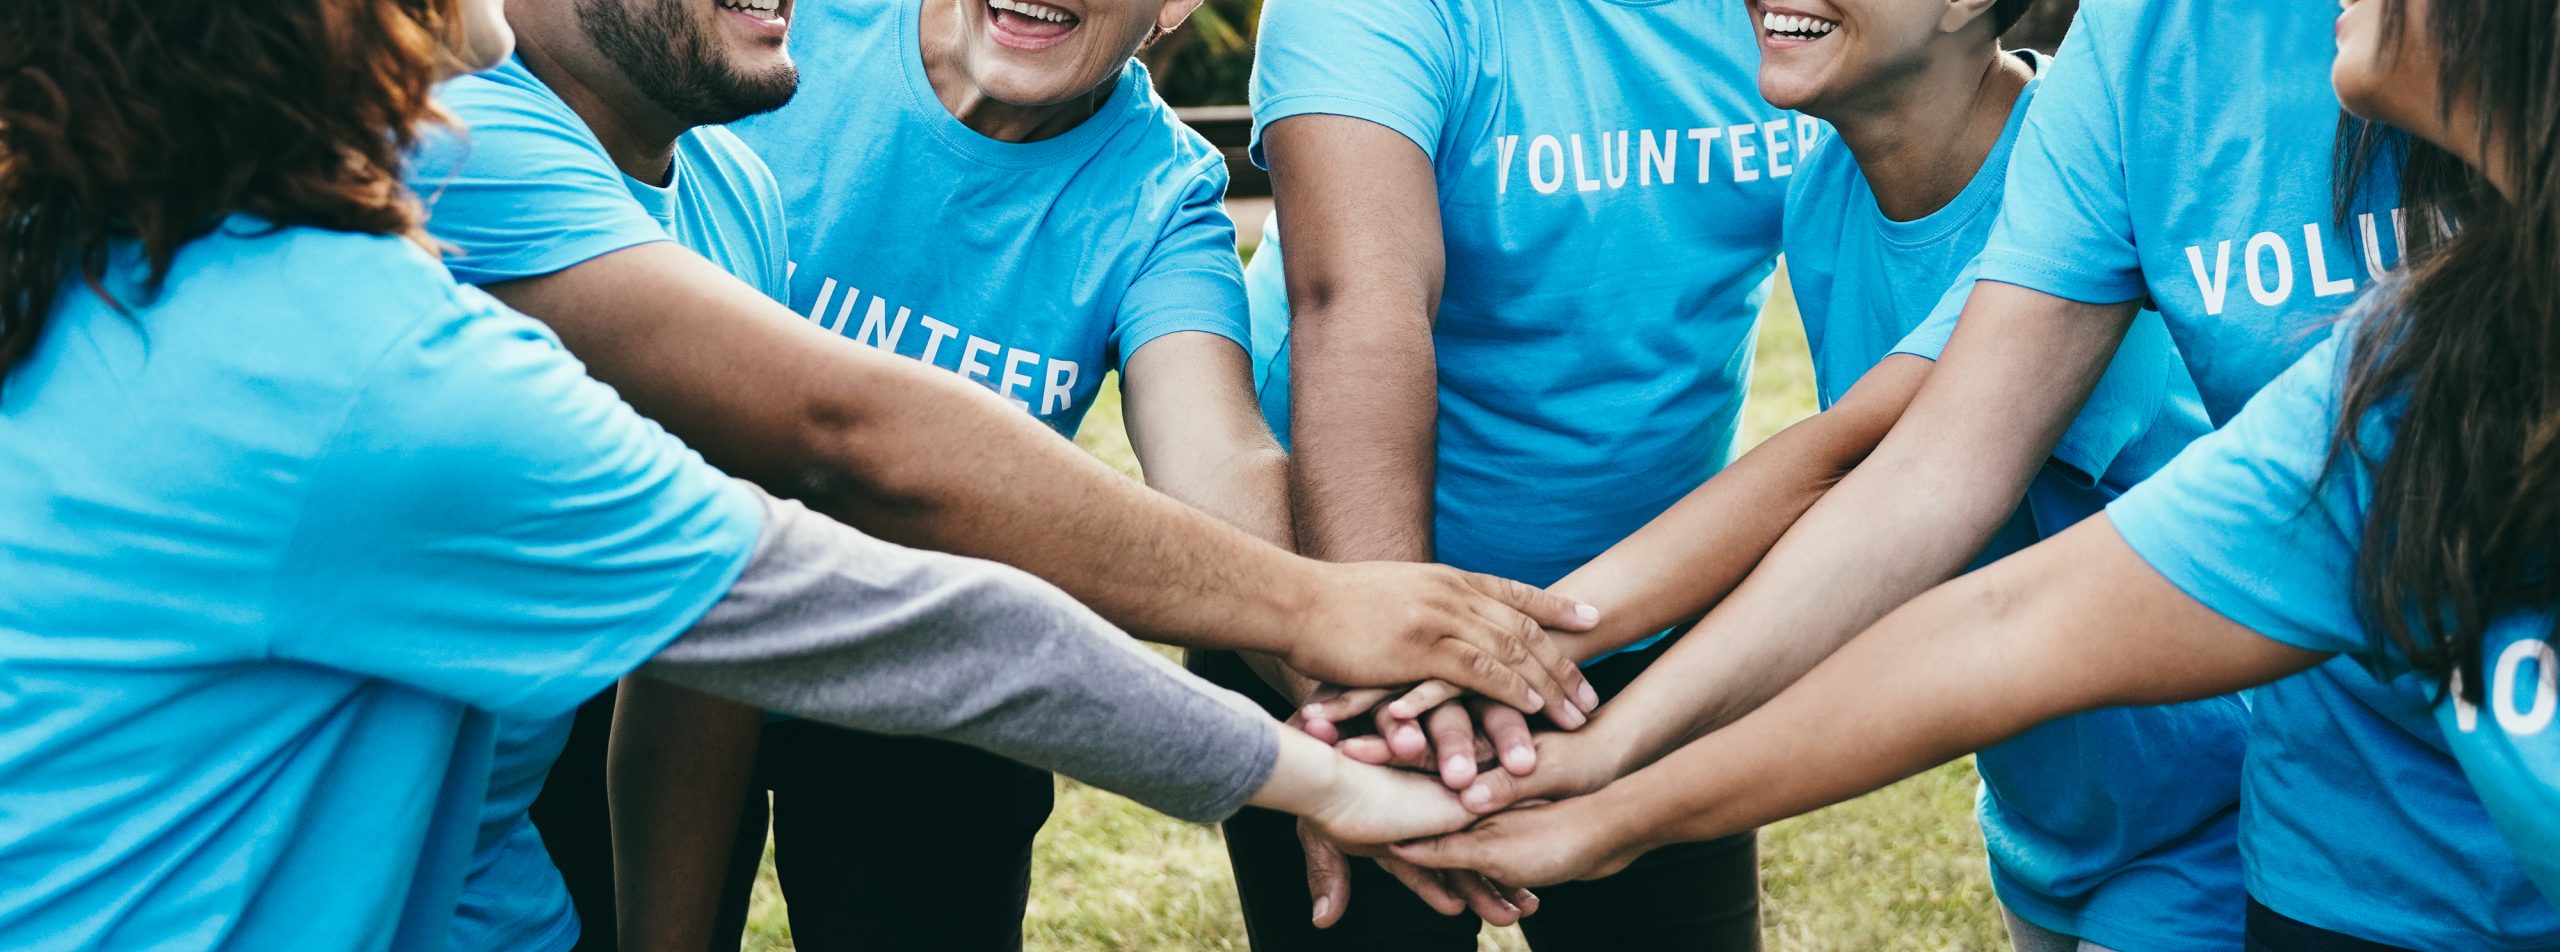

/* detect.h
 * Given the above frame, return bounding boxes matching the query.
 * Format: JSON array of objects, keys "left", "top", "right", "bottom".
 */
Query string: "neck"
[
  {"left": 515, "top": 24, "right": 691, "bottom": 185},
  {"left": 917, "top": 0, "right": 1113, "bottom": 143},
  {"left": 1820, "top": 45, "right": 2031, "bottom": 222}
]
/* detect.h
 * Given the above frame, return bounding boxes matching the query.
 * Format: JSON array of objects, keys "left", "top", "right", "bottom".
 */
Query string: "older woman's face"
[
  {"left": 958, "top": 0, "right": 1195, "bottom": 107},
  {"left": 454, "top": 0, "right": 517, "bottom": 74},
  {"left": 2333, "top": 0, "right": 2448, "bottom": 140}
]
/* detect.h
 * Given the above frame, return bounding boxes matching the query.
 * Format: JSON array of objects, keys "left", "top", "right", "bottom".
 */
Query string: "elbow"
[{"left": 773, "top": 390, "right": 932, "bottom": 518}]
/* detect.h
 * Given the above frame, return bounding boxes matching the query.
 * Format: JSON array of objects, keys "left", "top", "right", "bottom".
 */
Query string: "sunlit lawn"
[{"left": 742, "top": 264, "right": 2006, "bottom": 951}]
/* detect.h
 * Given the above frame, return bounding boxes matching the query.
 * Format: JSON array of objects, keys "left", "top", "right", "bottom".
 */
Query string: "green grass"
[{"left": 743, "top": 263, "right": 2006, "bottom": 951}]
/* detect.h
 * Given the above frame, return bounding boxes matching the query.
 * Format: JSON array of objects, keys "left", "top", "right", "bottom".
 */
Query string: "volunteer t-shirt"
[
  {"left": 2113, "top": 329, "right": 2560, "bottom": 941},
  {"left": 0, "top": 220, "right": 758, "bottom": 952},
  {"left": 1782, "top": 55, "right": 2239, "bottom": 951},
  {"left": 1247, "top": 0, "right": 1808, "bottom": 595},
  {"left": 727, "top": 0, "right": 1248, "bottom": 436},
  {"left": 414, "top": 54, "right": 793, "bottom": 952},
  {"left": 1968, "top": 0, "right": 2558, "bottom": 946}
]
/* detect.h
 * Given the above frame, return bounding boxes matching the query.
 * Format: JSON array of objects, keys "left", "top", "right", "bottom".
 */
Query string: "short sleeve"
[
  {"left": 1112, "top": 158, "right": 1251, "bottom": 365},
  {"left": 1248, "top": 0, "right": 1463, "bottom": 164},
  {"left": 1968, "top": 11, "right": 2148, "bottom": 307},
  {"left": 2106, "top": 336, "right": 2369, "bottom": 655},
  {"left": 269, "top": 285, "right": 761, "bottom": 718},
  {"left": 1892, "top": 263, "right": 2189, "bottom": 487},
  {"left": 412, "top": 66, "right": 671, "bottom": 286}
]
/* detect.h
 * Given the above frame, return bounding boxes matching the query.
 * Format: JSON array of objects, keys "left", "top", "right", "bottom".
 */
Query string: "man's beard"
[{"left": 578, "top": 0, "right": 800, "bottom": 126}]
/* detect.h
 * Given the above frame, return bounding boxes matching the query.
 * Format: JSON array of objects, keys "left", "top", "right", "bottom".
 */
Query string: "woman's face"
[
  {"left": 2334, "top": 0, "right": 2450, "bottom": 141},
  {"left": 1746, "top": 0, "right": 1978, "bottom": 115},
  {"left": 956, "top": 0, "right": 1196, "bottom": 108},
  {"left": 453, "top": 0, "right": 517, "bottom": 74}
]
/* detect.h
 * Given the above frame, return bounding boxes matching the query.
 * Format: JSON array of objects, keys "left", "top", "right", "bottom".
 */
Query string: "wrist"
[
  {"left": 1248, "top": 725, "right": 1348, "bottom": 820},
  {"left": 1242, "top": 555, "right": 1333, "bottom": 659}
]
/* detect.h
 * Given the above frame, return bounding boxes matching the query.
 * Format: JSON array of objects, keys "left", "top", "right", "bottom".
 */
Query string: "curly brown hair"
[{"left": 0, "top": 0, "right": 468, "bottom": 377}]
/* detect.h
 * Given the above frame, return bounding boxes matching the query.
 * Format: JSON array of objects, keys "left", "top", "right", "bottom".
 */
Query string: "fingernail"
[
  {"left": 1577, "top": 681, "right": 1601, "bottom": 711},
  {"left": 1311, "top": 897, "right": 1331, "bottom": 922},
  {"left": 1574, "top": 602, "right": 1600, "bottom": 624},
  {"left": 1445, "top": 755, "right": 1470, "bottom": 776},
  {"left": 1508, "top": 745, "right": 1533, "bottom": 769},
  {"left": 1525, "top": 690, "right": 1544, "bottom": 712},
  {"left": 1465, "top": 785, "right": 1494, "bottom": 809},
  {"left": 1303, "top": 704, "right": 1327, "bottom": 721}
]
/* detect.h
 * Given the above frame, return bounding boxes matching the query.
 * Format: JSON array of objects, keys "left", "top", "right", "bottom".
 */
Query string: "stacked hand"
[{"left": 1284, "top": 673, "right": 1644, "bottom": 926}]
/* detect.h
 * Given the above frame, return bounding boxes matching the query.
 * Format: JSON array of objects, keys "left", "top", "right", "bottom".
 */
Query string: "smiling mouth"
[
  {"left": 718, "top": 0, "right": 782, "bottom": 20},
  {"left": 988, "top": 0, "right": 1080, "bottom": 48},
  {"left": 1761, "top": 10, "right": 1839, "bottom": 42}
]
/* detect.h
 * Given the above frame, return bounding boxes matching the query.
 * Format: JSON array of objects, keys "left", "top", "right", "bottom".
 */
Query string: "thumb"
[
  {"left": 1389, "top": 829, "right": 1489, "bottom": 872},
  {"left": 1297, "top": 825, "right": 1352, "bottom": 928},
  {"left": 1464, "top": 572, "right": 1601, "bottom": 633}
]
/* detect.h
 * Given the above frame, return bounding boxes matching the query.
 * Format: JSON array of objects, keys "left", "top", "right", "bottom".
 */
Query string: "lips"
[
  {"left": 716, "top": 0, "right": 789, "bottom": 38},
  {"left": 988, "top": 0, "right": 1079, "bottom": 50}
]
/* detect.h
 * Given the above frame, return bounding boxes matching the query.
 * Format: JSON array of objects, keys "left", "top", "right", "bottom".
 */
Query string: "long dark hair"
[
  {"left": 2331, "top": 0, "right": 2560, "bottom": 699},
  {"left": 0, "top": 0, "right": 467, "bottom": 377}
]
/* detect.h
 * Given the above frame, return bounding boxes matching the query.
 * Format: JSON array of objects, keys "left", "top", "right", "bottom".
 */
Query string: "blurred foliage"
[{"left": 1142, "top": 0, "right": 1262, "bottom": 106}]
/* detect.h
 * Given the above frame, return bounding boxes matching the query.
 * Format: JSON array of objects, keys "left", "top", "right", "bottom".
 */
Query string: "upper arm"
[
  {"left": 1261, "top": 116, "right": 1446, "bottom": 322},
  {"left": 2102, "top": 338, "right": 2375, "bottom": 657},
  {"left": 1978, "top": 514, "right": 2330, "bottom": 712},
  {"left": 269, "top": 289, "right": 760, "bottom": 718},
  {"left": 482, "top": 241, "right": 1007, "bottom": 506}
]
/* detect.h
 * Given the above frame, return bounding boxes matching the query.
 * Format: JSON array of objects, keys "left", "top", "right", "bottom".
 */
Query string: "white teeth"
[
  {"left": 990, "top": 0, "right": 1074, "bottom": 23},
  {"left": 1760, "top": 10, "right": 1836, "bottom": 37},
  {"left": 718, "top": 0, "right": 779, "bottom": 16}
]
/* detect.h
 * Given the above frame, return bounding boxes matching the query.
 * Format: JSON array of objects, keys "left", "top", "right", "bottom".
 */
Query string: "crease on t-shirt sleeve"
[{"left": 1252, "top": 93, "right": 1444, "bottom": 166}]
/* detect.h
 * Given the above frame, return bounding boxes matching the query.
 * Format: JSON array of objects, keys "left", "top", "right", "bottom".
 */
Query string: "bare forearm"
[
  {"left": 609, "top": 679, "right": 760, "bottom": 952},
  {"left": 1546, "top": 360, "right": 1923, "bottom": 660},
  {"left": 1606, "top": 518, "right": 2323, "bottom": 851},
  {"left": 1290, "top": 306, "right": 1437, "bottom": 564},
  {"left": 1265, "top": 115, "right": 1446, "bottom": 567},
  {"left": 488, "top": 247, "right": 1318, "bottom": 650},
  {"left": 1582, "top": 287, "right": 2141, "bottom": 768}
]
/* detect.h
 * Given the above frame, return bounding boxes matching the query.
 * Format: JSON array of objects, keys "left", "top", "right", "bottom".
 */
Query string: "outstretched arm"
[
  {"left": 1392, "top": 514, "right": 2327, "bottom": 885},
  {"left": 1449, "top": 283, "right": 2146, "bottom": 809},
  {"left": 486, "top": 244, "right": 1593, "bottom": 710}
]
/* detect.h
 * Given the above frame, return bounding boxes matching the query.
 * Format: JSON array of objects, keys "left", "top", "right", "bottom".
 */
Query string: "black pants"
[
  {"left": 527, "top": 690, "right": 1053, "bottom": 952},
  {"left": 707, "top": 719, "right": 1054, "bottom": 952},
  {"left": 527, "top": 689, "right": 623, "bottom": 952},
  {"left": 1189, "top": 642, "right": 1763, "bottom": 952},
  {"left": 2246, "top": 897, "right": 2419, "bottom": 952}
]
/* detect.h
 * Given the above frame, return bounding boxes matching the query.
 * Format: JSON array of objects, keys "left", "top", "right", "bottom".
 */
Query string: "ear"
[
  {"left": 1157, "top": 0, "right": 1207, "bottom": 34},
  {"left": 1939, "top": 0, "right": 1999, "bottom": 34}
]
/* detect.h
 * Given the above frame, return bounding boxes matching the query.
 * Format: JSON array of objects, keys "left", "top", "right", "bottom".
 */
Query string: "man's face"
[
  {"left": 1746, "top": 0, "right": 1954, "bottom": 115},
  {"left": 576, "top": 0, "right": 801, "bottom": 125},
  {"left": 953, "top": 0, "right": 1192, "bottom": 108}
]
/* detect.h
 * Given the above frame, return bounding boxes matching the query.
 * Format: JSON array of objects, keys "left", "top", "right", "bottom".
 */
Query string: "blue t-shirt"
[
  {"left": 1782, "top": 58, "right": 2241, "bottom": 952},
  {"left": 726, "top": 0, "right": 1248, "bottom": 436},
  {"left": 1247, "top": 0, "right": 1809, "bottom": 594},
  {"left": 1977, "top": 0, "right": 2557, "bottom": 946},
  {"left": 2113, "top": 331, "right": 2560, "bottom": 948},
  {"left": 413, "top": 55, "right": 793, "bottom": 952},
  {"left": 0, "top": 220, "right": 758, "bottom": 952}
]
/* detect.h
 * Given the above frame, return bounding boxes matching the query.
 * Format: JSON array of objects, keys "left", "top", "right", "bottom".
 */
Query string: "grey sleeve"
[{"left": 640, "top": 482, "right": 1279, "bottom": 823}]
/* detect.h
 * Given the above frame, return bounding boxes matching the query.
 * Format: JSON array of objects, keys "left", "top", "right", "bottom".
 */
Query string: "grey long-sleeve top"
[{"left": 641, "top": 485, "right": 1281, "bottom": 822}]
